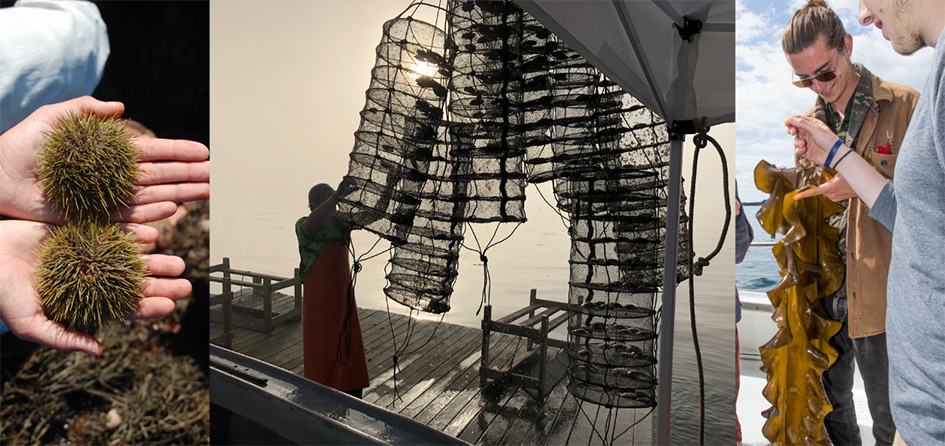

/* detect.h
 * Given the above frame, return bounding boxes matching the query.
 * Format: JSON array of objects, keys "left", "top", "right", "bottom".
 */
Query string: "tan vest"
[{"left": 803, "top": 72, "right": 919, "bottom": 338}]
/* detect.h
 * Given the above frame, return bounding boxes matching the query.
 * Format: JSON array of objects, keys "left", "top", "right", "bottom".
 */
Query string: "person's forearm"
[
  {"left": 831, "top": 147, "right": 888, "bottom": 207},
  {"left": 0, "top": 133, "right": 9, "bottom": 208},
  {"left": 302, "top": 195, "right": 339, "bottom": 235}
]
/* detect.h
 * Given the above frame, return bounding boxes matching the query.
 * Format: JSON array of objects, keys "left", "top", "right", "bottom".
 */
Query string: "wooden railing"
[
  {"left": 209, "top": 258, "right": 302, "bottom": 346},
  {"left": 480, "top": 289, "right": 569, "bottom": 402}
]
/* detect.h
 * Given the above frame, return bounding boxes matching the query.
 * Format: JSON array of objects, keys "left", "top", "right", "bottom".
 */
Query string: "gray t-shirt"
[{"left": 868, "top": 29, "right": 945, "bottom": 444}]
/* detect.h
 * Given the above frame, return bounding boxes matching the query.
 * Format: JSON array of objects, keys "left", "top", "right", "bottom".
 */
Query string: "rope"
[
  {"left": 461, "top": 222, "right": 523, "bottom": 315},
  {"left": 613, "top": 407, "right": 655, "bottom": 442},
  {"left": 399, "top": 313, "right": 446, "bottom": 356},
  {"left": 686, "top": 118, "right": 732, "bottom": 444},
  {"left": 568, "top": 400, "right": 608, "bottom": 445},
  {"left": 383, "top": 274, "right": 402, "bottom": 401},
  {"left": 382, "top": 266, "right": 447, "bottom": 405}
]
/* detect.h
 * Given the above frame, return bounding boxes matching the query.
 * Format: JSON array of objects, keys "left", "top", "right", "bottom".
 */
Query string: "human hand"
[
  {"left": 794, "top": 173, "right": 857, "bottom": 201},
  {"left": 784, "top": 115, "right": 845, "bottom": 167},
  {"left": 334, "top": 177, "right": 352, "bottom": 199},
  {"left": 735, "top": 200, "right": 741, "bottom": 216},
  {"left": 0, "top": 220, "right": 192, "bottom": 355},
  {"left": 0, "top": 96, "right": 209, "bottom": 224}
]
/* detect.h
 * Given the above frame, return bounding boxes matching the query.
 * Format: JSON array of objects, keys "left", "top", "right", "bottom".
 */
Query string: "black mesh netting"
[
  {"left": 335, "top": 1, "right": 693, "bottom": 404},
  {"left": 446, "top": 0, "right": 529, "bottom": 223},
  {"left": 333, "top": 11, "right": 466, "bottom": 313},
  {"left": 384, "top": 140, "right": 467, "bottom": 313},
  {"left": 554, "top": 99, "right": 691, "bottom": 408},
  {"left": 508, "top": 31, "right": 692, "bottom": 407},
  {"left": 338, "top": 16, "right": 450, "bottom": 243}
]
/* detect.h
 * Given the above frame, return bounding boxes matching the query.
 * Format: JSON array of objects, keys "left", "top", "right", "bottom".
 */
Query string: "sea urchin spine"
[
  {"left": 35, "top": 221, "right": 147, "bottom": 329},
  {"left": 36, "top": 112, "right": 143, "bottom": 222}
]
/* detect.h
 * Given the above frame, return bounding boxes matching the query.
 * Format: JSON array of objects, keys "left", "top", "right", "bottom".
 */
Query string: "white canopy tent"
[{"left": 514, "top": 1, "right": 735, "bottom": 443}]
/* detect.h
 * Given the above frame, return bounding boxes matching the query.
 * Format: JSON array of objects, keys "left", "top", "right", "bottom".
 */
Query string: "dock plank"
[
  {"left": 431, "top": 335, "right": 529, "bottom": 435},
  {"left": 364, "top": 320, "right": 472, "bottom": 401},
  {"left": 371, "top": 329, "right": 480, "bottom": 410},
  {"left": 480, "top": 351, "right": 568, "bottom": 446},
  {"left": 362, "top": 319, "right": 460, "bottom": 400},
  {"left": 210, "top": 306, "right": 658, "bottom": 445},
  {"left": 411, "top": 338, "right": 518, "bottom": 428},
  {"left": 511, "top": 373, "right": 572, "bottom": 446}
]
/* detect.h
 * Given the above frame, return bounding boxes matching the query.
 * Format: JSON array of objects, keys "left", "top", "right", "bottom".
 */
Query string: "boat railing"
[{"left": 210, "top": 344, "right": 471, "bottom": 445}]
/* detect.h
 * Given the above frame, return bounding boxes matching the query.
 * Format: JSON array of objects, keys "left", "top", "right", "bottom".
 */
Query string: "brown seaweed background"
[{"left": 753, "top": 160, "right": 844, "bottom": 445}]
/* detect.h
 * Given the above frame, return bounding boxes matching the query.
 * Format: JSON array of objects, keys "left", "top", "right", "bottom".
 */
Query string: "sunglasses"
[{"left": 792, "top": 52, "right": 841, "bottom": 88}]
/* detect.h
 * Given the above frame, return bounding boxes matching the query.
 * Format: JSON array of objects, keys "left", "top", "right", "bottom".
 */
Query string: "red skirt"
[{"left": 302, "top": 241, "right": 369, "bottom": 391}]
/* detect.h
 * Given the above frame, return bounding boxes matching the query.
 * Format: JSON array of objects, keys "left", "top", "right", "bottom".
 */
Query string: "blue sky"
[{"left": 735, "top": 0, "right": 933, "bottom": 202}]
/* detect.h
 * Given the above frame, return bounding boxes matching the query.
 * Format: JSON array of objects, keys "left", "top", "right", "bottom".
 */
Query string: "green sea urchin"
[
  {"left": 35, "top": 222, "right": 147, "bottom": 329},
  {"left": 36, "top": 113, "right": 142, "bottom": 221}
]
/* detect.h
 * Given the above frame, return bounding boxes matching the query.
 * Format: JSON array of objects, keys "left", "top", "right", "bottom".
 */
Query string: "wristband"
[
  {"left": 824, "top": 138, "right": 844, "bottom": 168},
  {"left": 832, "top": 148, "right": 853, "bottom": 169}
]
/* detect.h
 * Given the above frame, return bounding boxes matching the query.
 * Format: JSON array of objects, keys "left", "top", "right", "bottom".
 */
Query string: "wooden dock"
[{"left": 210, "top": 292, "right": 655, "bottom": 445}]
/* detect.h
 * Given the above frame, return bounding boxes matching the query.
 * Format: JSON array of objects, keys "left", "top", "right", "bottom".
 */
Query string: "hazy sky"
[
  {"left": 209, "top": 1, "right": 735, "bottom": 328},
  {"left": 210, "top": 0, "right": 736, "bottom": 260},
  {"left": 735, "top": 0, "right": 932, "bottom": 202},
  {"left": 210, "top": 1, "right": 411, "bottom": 204}
]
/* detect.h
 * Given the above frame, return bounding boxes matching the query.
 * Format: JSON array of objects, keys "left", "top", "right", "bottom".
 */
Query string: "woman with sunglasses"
[{"left": 778, "top": 1, "right": 919, "bottom": 444}]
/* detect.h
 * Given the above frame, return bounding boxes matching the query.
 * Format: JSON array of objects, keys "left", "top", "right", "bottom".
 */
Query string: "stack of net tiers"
[
  {"left": 754, "top": 160, "right": 844, "bottom": 445},
  {"left": 522, "top": 44, "right": 658, "bottom": 190},
  {"left": 565, "top": 210, "right": 691, "bottom": 408},
  {"left": 446, "top": 0, "right": 531, "bottom": 223},
  {"left": 553, "top": 79, "right": 691, "bottom": 406},
  {"left": 384, "top": 142, "right": 467, "bottom": 314},
  {"left": 337, "top": 16, "right": 454, "bottom": 243}
]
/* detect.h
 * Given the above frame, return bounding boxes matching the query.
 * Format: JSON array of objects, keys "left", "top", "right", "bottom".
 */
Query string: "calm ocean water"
[{"left": 736, "top": 204, "right": 782, "bottom": 293}]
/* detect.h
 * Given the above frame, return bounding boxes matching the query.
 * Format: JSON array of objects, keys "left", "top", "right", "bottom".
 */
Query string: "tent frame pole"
[{"left": 656, "top": 133, "right": 684, "bottom": 445}]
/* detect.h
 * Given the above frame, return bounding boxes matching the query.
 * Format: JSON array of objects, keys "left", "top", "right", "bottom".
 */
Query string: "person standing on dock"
[
  {"left": 296, "top": 181, "right": 370, "bottom": 398},
  {"left": 781, "top": 1, "right": 919, "bottom": 444}
]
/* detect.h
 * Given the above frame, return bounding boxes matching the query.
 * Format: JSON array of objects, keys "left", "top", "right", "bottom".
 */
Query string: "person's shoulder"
[
  {"left": 869, "top": 70, "right": 920, "bottom": 104},
  {"left": 295, "top": 216, "right": 309, "bottom": 235},
  {"left": 885, "top": 80, "right": 920, "bottom": 101}
]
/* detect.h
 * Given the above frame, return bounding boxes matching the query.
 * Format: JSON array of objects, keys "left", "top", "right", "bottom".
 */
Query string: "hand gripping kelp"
[{"left": 754, "top": 160, "right": 844, "bottom": 445}]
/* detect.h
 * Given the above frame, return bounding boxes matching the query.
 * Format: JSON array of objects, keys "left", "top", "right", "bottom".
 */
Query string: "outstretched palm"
[
  {"left": 0, "top": 96, "right": 209, "bottom": 355},
  {"left": 0, "top": 220, "right": 192, "bottom": 355},
  {"left": 0, "top": 96, "right": 209, "bottom": 224}
]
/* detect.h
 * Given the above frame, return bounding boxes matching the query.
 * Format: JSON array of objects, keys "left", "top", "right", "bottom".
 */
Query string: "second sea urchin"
[
  {"left": 35, "top": 221, "right": 147, "bottom": 329},
  {"left": 36, "top": 113, "right": 143, "bottom": 221}
]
